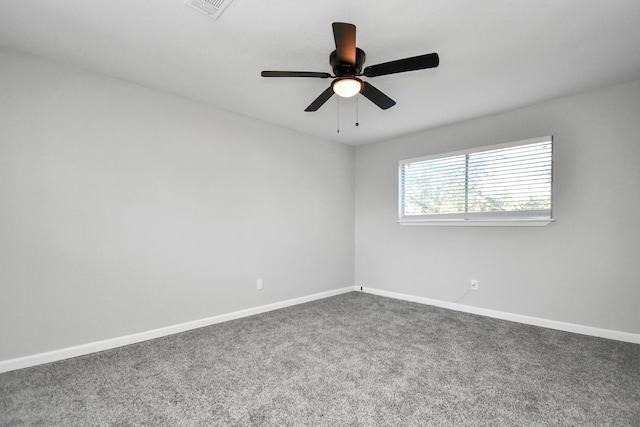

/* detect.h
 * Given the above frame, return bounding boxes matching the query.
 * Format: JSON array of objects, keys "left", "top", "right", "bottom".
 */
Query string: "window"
[{"left": 399, "top": 136, "right": 553, "bottom": 226}]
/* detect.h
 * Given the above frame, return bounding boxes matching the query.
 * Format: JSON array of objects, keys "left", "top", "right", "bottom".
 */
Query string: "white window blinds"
[{"left": 399, "top": 136, "right": 553, "bottom": 225}]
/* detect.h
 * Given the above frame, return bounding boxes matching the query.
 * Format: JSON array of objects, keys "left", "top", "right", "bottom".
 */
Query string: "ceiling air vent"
[{"left": 184, "top": 0, "right": 233, "bottom": 19}]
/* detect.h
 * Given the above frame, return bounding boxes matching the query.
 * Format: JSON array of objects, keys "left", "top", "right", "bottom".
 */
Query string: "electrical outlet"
[
  {"left": 257, "top": 279, "right": 263, "bottom": 290},
  {"left": 470, "top": 279, "right": 479, "bottom": 291}
]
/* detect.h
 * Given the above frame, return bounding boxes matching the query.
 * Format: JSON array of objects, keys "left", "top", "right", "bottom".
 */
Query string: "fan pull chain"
[
  {"left": 355, "top": 95, "right": 359, "bottom": 127},
  {"left": 336, "top": 96, "right": 340, "bottom": 133}
]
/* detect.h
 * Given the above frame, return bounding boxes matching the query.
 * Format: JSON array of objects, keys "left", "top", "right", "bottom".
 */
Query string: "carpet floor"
[{"left": 1, "top": 292, "right": 639, "bottom": 426}]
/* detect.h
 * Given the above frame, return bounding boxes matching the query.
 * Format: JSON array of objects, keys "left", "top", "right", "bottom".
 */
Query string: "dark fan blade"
[
  {"left": 305, "top": 86, "right": 335, "bottom": 112},
  {"left": 332, "top": 22, "right": 356, "bottom": 65},
  {"left": 261, "top": 71, "right": 332, "bottom": 78},
  {"left": 360, "top": 82, "right": 396, "bottom": 110},
  {"left": 363, "top": 53, "right": 439, "bottom": 77}
]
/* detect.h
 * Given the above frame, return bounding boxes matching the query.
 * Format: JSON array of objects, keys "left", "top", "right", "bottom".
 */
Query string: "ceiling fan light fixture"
[{"left": 332, "top": 78, "right": 362, "bottom": 98}]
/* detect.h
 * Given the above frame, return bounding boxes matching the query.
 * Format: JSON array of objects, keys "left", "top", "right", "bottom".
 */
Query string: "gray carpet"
[{"left": 1, "top": 292, "right": 639, "bottom": 426}]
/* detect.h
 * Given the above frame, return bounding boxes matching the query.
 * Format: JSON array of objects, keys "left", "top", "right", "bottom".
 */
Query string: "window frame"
[{"left": 398, "top": 136, "right": 554, "bottom": 227}]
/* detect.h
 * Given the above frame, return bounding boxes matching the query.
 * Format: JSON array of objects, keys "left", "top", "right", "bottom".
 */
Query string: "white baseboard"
[
  {"left": 0, "top": 286, "right": 355, "bottom": 374},
  {"left": 4, "top": 285, "right": 636, "bottom": 374},
  {"left": 360, "top": 286, "right": 640, "bottom": 344}
]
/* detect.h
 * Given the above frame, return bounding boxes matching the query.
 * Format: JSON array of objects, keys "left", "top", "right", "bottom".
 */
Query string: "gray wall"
[
  {"left": 0, "top": 48, "right": 355, "bottom": 360},
  {"left": 355, "top": 79, "right": 640, "bottom": 335},
  {"left": 2, "top": 45, "right": 639, "bottom": 362}
]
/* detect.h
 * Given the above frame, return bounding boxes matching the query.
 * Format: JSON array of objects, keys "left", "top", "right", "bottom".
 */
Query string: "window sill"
[{"left": 397, "top": 218, "right": 554, "bottom": 227}]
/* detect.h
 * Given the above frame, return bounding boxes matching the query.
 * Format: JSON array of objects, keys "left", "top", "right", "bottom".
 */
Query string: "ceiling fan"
[{"left": 261, "top": 22, "right": 439, "bottom": 112}]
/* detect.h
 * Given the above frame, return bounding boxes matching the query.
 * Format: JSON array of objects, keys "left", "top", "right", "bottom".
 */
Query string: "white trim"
[
  {"left": 360, "top": 286, "right": 640, "bottom": 344},
  {"left": 5, "top": 284, "right": 635, "bottom": 374},
  {"left": 397, "top": 218, "right": 553, "bottom": 227},
  {"left": 0, "top": 286, "right": 355, "bottom": 374}
]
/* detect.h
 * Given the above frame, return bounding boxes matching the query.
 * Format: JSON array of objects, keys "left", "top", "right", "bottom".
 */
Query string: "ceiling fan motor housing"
[{"left": 330, "top": 48, "right": 366, "bottom": 77}]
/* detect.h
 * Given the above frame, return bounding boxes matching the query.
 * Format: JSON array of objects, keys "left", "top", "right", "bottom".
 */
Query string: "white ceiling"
[{"left": 1, "top": 0, "right": 640, "bottom": 145}]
